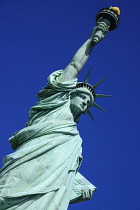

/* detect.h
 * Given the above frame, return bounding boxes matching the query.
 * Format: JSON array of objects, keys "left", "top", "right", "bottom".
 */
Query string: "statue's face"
[{"left": 70, "top": 91, "right": 93, "bottom": 116}]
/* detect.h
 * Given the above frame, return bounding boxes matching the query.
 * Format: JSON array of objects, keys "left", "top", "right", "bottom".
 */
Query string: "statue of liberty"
[{"left": 0, "top": 7, "right": 120, "bottom": 210}]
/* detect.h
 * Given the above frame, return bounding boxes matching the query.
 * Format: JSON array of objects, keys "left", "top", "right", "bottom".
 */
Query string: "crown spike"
[
  {"left": 92, "top": 77, "right": 108, "bottom": 89},
  {"left": 87, "top": 110, "right": 94, "bottom": 120},
  {"left": 84, "top": 66, "right": 92, "bottom": 83},
  {"left": 95, "top": 94, "right": 112, "bottom": 98},
  {"left": 92, "top": 102, "right": 105, "bottom": 111}
]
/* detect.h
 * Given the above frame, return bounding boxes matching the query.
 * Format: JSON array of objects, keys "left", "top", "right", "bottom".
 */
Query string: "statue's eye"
[{"left": 80, "top": 95, "right": 86, "bottom": 99}]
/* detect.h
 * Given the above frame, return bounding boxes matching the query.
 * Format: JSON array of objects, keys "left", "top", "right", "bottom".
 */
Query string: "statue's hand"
[
  {"left": 80, "top": 187, "right": 93, "bottom": 200},
  {"left": 91, "top": 21, "right": 109, "bottom": 44}
]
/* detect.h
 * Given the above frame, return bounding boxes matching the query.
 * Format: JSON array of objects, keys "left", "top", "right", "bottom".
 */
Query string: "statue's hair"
[
  {"left": 76, "top": 82, "right": 95, "bottom": 99},
  {"left": 70, "top": 87, "right": 94, "bottom": 107}
]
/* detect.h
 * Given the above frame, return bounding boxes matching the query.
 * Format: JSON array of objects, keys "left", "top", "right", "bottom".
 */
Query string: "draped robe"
[{"left": 0, "top": 70, "right": 96, "bottom": 210}]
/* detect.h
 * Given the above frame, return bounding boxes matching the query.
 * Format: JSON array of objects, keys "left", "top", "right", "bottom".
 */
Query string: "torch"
[{"left": 93, "top": 7, "right": 120, "bottom": 43}]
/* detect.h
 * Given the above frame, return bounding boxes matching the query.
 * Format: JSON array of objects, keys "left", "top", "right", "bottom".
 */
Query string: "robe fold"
[{"left": 0, "top": 70, "right": 96, "bottom": 210}]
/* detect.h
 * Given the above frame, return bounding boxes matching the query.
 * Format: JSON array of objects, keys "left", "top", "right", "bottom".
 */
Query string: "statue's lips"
[{"left": 80, "top": 104, "right": 84, "bottom": 109}]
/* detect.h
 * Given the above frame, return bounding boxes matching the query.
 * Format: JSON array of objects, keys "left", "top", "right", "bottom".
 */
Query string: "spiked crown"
[{"left": 74, "top": 67, "right": 111, "bottom": 120}]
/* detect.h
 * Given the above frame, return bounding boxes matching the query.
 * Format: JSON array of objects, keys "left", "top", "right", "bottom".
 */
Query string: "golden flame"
[{"left": 109, "top": 6, "right": 120, "bottom": 15}]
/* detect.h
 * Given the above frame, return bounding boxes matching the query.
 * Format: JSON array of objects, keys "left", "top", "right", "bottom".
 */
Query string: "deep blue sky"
[{"left": 0, "top": 1, "right": 140, "bottom": 210}]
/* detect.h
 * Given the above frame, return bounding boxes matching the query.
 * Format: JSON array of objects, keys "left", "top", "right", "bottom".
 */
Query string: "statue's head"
[
  {"left": 70, "top": 68, "right": 111, "bottom": 122},
  {"left": 70, "top": 87, "right": 94, "bottom": 122}
]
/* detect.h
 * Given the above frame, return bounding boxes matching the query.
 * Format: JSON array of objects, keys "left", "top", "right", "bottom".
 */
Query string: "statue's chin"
[{"left": 70, "top": 104, "right": 82, "bottom": 115}]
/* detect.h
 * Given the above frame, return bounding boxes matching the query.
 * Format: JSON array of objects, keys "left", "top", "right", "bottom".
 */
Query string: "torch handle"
[{"left": 92, "top": 19, "right": 110, "bottom": 43}]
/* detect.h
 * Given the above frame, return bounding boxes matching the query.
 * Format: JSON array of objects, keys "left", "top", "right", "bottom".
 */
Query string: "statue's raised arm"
[
  {"left": 0, "top": 6, "right": 120, "bottom": 210},
  {"left": 59, "top": 6, "right": 120, "bottom": 82}
]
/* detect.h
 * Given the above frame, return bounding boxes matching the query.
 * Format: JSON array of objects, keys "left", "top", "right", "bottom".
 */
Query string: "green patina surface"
[{"left": 0, "top": 70, "right": 96, "bottom": 210}]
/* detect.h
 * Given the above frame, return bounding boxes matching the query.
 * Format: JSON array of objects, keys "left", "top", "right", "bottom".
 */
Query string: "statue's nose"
[{"left": 82, "top": 102, "right": 87, "bottom": 108}]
